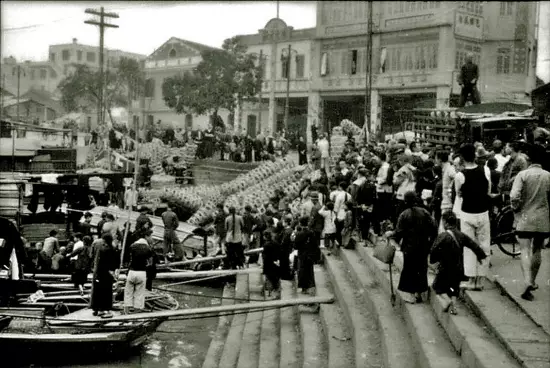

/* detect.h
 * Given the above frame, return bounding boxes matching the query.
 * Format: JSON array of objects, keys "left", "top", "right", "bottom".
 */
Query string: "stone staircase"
[{"left": 200, "top": 245, "right": 549, "bottom": 368}]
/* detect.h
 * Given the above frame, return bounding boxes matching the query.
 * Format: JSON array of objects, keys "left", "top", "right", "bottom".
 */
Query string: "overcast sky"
[
  {"left": 1, "top": 1, "right": 316, "bottom": 60},
  {"left": 1, "top": 1, "right": 549, "bottom": 83}
]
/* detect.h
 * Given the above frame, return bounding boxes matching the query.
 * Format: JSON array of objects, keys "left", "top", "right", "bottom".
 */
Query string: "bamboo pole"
[
  {"left": 47, "top": 295, "right": 334, "bottom": 324},
  {"left": 158, "top": 248, "right": 264, "bottom": 269},
  {"left": 26, "top": 267, "right": 262, "bottom": 282}
]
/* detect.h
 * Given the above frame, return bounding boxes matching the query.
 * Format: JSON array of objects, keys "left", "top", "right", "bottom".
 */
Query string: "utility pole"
[
  {"left": 85, "top": 6, "right": 119, "bottom": 170},
  {"left": 364, "top": 1, "right": 373, "bottom": 144},
  {"left": 16, "top": 65, "right": 22, "bottom": 122},
  {"left": 284, "top": 44, "right": 292, "bottom": 131},
  {"left": 1, "top": 74, "right": 5, "bottom": 119},
  {"left": 13, "top": 65, "right": 25, "bottom": 173}
]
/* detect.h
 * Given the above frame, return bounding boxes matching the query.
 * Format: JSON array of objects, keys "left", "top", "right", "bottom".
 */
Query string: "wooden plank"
[
  {"left": 159, "top": 248, "right": 263, "bottom": 269},
  {"left": 42, "top": 296, "right": 336, "bottom": 325}
]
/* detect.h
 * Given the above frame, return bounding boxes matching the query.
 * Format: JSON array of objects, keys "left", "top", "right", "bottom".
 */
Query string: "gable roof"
[{"left": 148, "top": 37, "right": 219, "bottom": 61}]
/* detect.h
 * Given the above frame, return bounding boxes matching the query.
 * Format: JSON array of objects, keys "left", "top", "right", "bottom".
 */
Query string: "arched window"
[{"left": 169, "top": 48, "right": 177, "bottom": 58}]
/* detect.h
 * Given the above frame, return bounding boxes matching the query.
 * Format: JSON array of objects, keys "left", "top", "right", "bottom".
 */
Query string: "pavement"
[{"left": 489, "top": 246, "right": 550, "bottom": 335}]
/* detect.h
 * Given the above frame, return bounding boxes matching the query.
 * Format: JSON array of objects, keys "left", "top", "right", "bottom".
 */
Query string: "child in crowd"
[{"left": 319, "top": 202, "right": 337, "bottom": 255}]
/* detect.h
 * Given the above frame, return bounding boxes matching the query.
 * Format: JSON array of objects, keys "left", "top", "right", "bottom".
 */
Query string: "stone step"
[
  {"left": 279, "top": 280, "right": 302, "bottom": 368},
  {"left": 322, "top": 253, "right": 383, "bottom": 368},
  {"left": 202, "top": 284, "right": 236, "bottom": 368},
  {"left": 314, "top": 265, "right": 355, "bottom": 368},
  {"left": 390, "top": 249, "right": 529, "bottom": 368},
  {"left": 236, "top": 272, "right": 264, "bottom": 368},
  {"left": 218, "top": 274, "right": 250, "bottom": 368},
  {"left": 339, "top": 249, "right": 418, "bottom": 368},
  {"left": 463, "top": 280, "right": 550, "bottom": 368},
  {"left": 297, "top": 280, "right": 328, "bottom": 368},
  {"left": 357, "top": 246, "right": 463, "bottom": 368},
  {"left": 258, "top": 277, "right": 280, "bottom": 368}
]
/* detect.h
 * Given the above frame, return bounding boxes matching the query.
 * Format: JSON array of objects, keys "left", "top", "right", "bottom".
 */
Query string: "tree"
[
  {"left": 58, "top": 58, "right": 143, "bottom": 126},
  {"left": 162, "top": 36, "right": 262, "bottom": 130}
]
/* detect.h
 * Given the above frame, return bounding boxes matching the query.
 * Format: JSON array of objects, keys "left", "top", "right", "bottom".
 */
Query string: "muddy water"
[{"left": 29, "top": 283, "right": 223, "bottom": 368}]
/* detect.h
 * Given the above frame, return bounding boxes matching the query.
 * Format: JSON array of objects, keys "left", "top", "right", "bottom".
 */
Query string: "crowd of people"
[{"left": 208, "top": 133, "right": 549, "bottom": 309}]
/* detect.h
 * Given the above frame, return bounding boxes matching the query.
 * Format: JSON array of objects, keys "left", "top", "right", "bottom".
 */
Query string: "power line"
[{"left": 1, "top": 16, "right": 77, "bottom": 32}]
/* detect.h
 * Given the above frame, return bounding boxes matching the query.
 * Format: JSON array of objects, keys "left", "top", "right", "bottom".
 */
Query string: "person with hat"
[
  {"left": 499, "top": 141, "right": 529, "bottom": 201},
  {"left": 79, "top": 212, "right": 94, "bottom": 237},
  {"left": 135, "top": 206, "right": 153, "bottom": 236},
  {"left": 308, "top": 191, "right": 324, "bottom": 262},
  {"left": 475, "top": 146, "right": 491, "bottom": 167},
  {"left": 510, "top": 144, "right": 550, "bottom": 301}
]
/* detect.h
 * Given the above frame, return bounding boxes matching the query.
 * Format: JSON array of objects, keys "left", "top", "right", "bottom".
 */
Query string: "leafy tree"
[
  {"left": 162, "top": 36, "right": 262, "bottom": 130},
  {"left": 58, "top": 58, "right": 143, "bottom": 125}
]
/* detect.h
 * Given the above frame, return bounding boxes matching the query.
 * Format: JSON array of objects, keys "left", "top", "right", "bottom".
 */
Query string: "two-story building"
[
  {"left": 135, "top": 37, "right": 231, "bottom": 131},
  {"left": 1, "top": 57, "right": 63, "bottom": 96},
  {"left": 315, "top": 1, "right": 538, "bottom": 137},
  {"left": 237, "top": 18, "right": 316, "bottom": 140},
  {"left": 49, "top": 38, "right": 146, "bottom": 76}
]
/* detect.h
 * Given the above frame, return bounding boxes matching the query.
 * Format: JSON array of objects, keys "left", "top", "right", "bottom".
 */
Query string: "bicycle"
[{"left": 490, "top": 204, "right": 521, "bottom": 257}]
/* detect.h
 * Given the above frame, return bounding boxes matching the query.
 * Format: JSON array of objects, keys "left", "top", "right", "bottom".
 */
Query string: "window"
[
  {"left": 350, "top": 50, "right": 358, "bottom": 75},
  {"left": 169, "top": 49, "right": 177, "bottom": 58},
  {"left": 40, "top": 69, "right": 47, "bottom": 79},
  {"left": 500, "top": 2, "right": 513, "bottom": 15},
  {"left": 144, "top": 78, "right": 155, "bottom": 98},
  {"left": 50, "top": 53, "right": 55, "bottom": 62},
  {"left": 86, "top": 52, "right": 96, "bottom": 62},
  {"left": 497, "top": 48, "right": 511, "bottom": 74},
  {"left": 77, "top": 50, "right": 82, "bottom": 61},
  {"left": 30, "top": 69, "right": 36, "bottom": 80},
  {"left": 321, "top": 52, "right": 329, "bottom": 76},
  {"left": 260, "top": 56, "right": 267, "bottom": 79},
  {"left": 341, "top": 51, "right": 349, "bottom": 75},
  {"left": 295, "top": 55, "right": 305, "bottom": 78},
  {"left": 282, "top": 56, "right": 289, "bottom": 79},
  {"left": 50, "top": 69, "right": 57, "bottom": 78},
  {"left": 62, "top": 49, "right": 70, "bottom": 61}
]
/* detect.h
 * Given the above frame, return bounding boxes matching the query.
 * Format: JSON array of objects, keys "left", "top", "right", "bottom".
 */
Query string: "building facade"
[
  {"left": 134, "top": 37, "right": 233, "bottom": 131},
  {"left": 238, "top": 19, "right": 317, "bottom": 141},
  {"left": 49, "top": 38, "right": 146, "bottom": 75},
  {"left": 314, "top": 1, "right": 538, "bottom": 136}
]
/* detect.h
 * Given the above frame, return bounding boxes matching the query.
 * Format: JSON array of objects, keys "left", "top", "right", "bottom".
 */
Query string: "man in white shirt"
[
  {"left": 124, "top": 186, "right": 138, "bottom": 211},
  {"left": 374, "top": 152, "right": 393, "bottom": 234},
  {"left": 317, "top": 133, "right": 330, "bottom": 175},
  {"left": 492, "top": 140, "right": 509, "bottom": 173},
  {"left": 436, "top": 150, "right": 456, "bottom": 232},
  {"left": 70, "top": 233, "right": 84, "bottom": 261}
]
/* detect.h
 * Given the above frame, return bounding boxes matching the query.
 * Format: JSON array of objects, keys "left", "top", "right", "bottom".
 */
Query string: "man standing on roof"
[{"left": 458, "top": 53, "right": 481, "bottom": 107}]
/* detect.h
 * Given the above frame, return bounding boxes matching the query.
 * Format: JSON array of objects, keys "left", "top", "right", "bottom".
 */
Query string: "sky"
[
  {"left": 1, "top": 1, "right": 317, "bottom": 60},
  {"left": 1, "top": 1, "right": 549, "bottom": 83}
]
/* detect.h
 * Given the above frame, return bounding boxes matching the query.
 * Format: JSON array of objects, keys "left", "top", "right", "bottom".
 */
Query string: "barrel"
[{"left": 0, "top": 180, "right": 24, "bottom": 218}]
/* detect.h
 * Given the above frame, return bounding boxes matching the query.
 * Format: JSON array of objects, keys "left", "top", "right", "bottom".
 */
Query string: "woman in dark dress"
[
  {"left": 295, "top": 217, "right": 317, "bottom": 294},
  {"left": 298, "top": 136, "right": 307, "bottom": 165},
  {"left": 430, "top": 211, "right": 486, "bottom": 314},
  {"left": 68, "top": 235, "right": 93, "bottom": 295},
  {"left": 262, "top": 231, "right": 281, "bottom": 298},
  {"left": 389, "top": 191, "right": 437, "bottom": 303},
  {"left": 90, "top": 233, "right": 119, "bottom": 318}
]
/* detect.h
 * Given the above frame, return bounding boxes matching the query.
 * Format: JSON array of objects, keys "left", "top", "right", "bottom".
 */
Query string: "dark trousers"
[
  {"left": 459, "top": 84, "right": 480, "bottom": 107},
  {"left": 335, "top": 219, "right": 344, "bottom": 246}
]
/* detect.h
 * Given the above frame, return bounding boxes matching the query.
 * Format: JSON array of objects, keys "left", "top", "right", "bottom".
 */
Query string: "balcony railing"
[{"left": 261, "top": 78, "right": 311, "bottom": 93}]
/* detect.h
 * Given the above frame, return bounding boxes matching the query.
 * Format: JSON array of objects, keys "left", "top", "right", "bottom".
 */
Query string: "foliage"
[
  {"left": 162, "top": 36, "right": 262, "bottom": 123},
  {"left": 58, "top": 58, "right": 143, "bottom": 119}
]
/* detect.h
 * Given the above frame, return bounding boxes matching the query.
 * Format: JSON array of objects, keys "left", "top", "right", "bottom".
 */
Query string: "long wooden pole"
[
  {"left": 47, "top": 295, "right": 335, "bottom": 324},
  {"left": 25, "top": 267, "right": 262, "bottom": 282}
]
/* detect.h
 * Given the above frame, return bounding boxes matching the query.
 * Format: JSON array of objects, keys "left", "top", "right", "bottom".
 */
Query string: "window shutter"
[{"left": 296, "top": 55, "right": 305, "bottom": 78}]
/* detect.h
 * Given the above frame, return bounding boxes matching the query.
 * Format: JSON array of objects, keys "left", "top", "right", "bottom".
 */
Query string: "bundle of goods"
[
  {"left": 150, "top": 174, "right": 177, "bottom": 190},
  {"left": 224, "top": 165, "right": 311, "bottom": 215},
  {"left": 139, "top": 183, "right": 224, "bottom": 215},
  {"left": 187, "top": 159, "right": 297, "bottom": 226},
  {"left": 340, "top": 119, "right": 362, "bottom": 136},
  {"left": 139, "top": 139, "right": 198, "bottom": 175}
]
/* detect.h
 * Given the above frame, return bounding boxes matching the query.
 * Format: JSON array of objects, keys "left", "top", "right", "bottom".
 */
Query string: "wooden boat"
[{"left": 0, "top": 290, "right": 178, "bottom": 361}]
